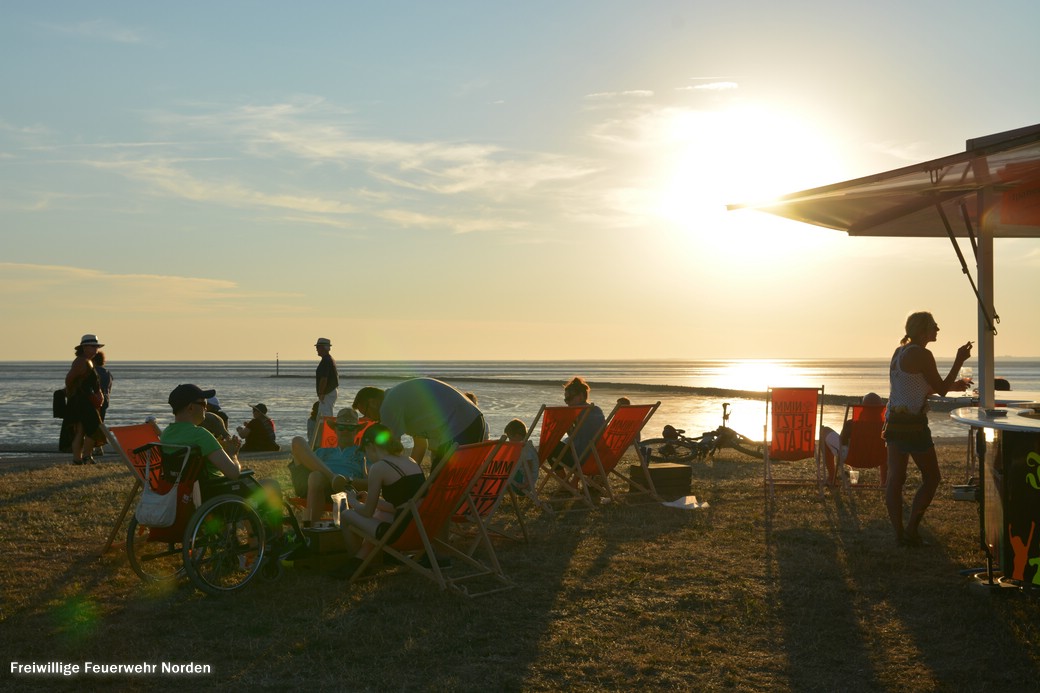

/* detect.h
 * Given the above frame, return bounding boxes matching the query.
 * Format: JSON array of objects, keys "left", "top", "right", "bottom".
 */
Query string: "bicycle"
[{"left": 640, "top": 403, "right": 764, "bottom": 463}]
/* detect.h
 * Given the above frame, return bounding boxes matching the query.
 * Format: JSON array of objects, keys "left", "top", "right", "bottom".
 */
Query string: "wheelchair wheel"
[
  {"left": 126, "top": 517, "right": 185, "bottom": 582},
  {"left": 182, "top": 494, "right": 266, "bottom": 596}
]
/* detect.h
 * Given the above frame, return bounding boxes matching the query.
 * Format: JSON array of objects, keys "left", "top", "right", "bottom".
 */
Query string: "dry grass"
[{"left": 1, "top": 445, "right": 1038, "bottom": 692}]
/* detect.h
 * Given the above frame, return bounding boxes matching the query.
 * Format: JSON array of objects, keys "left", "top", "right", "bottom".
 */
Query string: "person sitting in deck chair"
[
  {"left": 820, "top": 392, "right": 884, "bottom": 479},
  {"left": 550, "top": 376, "right": 605, "bottom": 471},
  {"left": 289, "top": 407, "right": 369, "bottom": 526}
]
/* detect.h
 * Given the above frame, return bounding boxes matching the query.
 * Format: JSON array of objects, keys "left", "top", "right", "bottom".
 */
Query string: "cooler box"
[{"left": 627, "top": 463, "right": 692, "bottom": 501}]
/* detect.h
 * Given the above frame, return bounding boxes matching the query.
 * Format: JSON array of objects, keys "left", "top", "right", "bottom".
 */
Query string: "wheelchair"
[{"left": 125, "top": 443, "right": 305, "bottom": 596}]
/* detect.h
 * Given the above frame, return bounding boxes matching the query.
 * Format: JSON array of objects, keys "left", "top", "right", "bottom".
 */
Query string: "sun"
[{"left": 651, "top": 103, "right": 845, "bottom": 261}]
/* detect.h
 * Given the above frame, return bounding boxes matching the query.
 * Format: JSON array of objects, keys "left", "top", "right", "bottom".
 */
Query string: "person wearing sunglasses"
[{"left": 289, "top": 408, "right": 370, "bottom": 526}]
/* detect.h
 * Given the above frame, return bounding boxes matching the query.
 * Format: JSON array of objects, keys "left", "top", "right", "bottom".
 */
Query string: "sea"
[{"left": 5, "top": 358, "right": 1040, "bottom": 456}]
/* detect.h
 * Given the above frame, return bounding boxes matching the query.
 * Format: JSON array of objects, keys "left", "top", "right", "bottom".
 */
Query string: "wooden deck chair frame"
[
  {"left": 450, "top": 437, "right": 529, "bottom": 550},
  {"left": 344, "top": 440, "right": 514, "bottom": 598},
  {"left": 834, "top": 403, "right": 888, "bottom": 492},
  {"left": 100, "top": 421, "right": 163, "bottom": 553},
  {"left": 764, "top": 386, "right": 826, "bottom": 501},
  {"left": 567, "top": 401, "right": 662, "bottom": 505},
  {"left": 530, "top": 404, "right": 598, "bottom": 510}
]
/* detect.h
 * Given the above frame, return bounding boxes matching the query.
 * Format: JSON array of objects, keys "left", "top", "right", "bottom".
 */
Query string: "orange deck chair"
[
  {"left": 450, "top": 438, "right": 528, "bottom": 549},
  {"left": 825, "top": 403, "right": 888, "bottom": 491},
  {"left": 100, "top": 421, "right": 163, "bottom": 553},
  {"left": 344, "top": 440, "right": 513, "bottom": 597},
  {"left": 572, "top": 401, "right": 661, "bottom": 504},
  {"left": 763, "top": 386, "right": 826, "bottom": 501},
  {"left": 530, "top": 404, "right": 595, "bottom": 509}
]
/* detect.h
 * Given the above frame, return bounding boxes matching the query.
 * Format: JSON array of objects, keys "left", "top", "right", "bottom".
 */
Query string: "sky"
[{"left": 3, "top": 0, "right": 1040, "bottom": 362}]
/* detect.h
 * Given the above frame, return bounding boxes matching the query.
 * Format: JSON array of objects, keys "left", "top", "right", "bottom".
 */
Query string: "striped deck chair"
[
  {"left": 764, "top": 386, "right": 826, "bottom": 503},
  {"left": 100, "top": 421, "right": 163, "bottom": 553},
  {"left": 450, "top": 437, "right": 528, "bottom": 549},
  {"left": 530, "top": 405, "right": 596, "bottom": 509},
  {"left": 344, "top": 440, "right": 513, "bottom": 597},
  {"left": 571, "top": 402, "right": 662, "bottom": 504}
]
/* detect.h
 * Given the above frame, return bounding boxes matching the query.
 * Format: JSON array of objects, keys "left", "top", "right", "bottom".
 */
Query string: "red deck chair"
[
  {"left": 574, "top": 401, "right": 661, "bottom": 504},
  {"left": 825, "top": 403, "right": 888, "bottom": 490},
  {"left": 450, "top": 438, "right": 527, "bottom": 548},
  {"left": 530, "top": 405, "right": 594, "bottom": 508},
  {"left": 344, "top": 440, "right": 513, "bottom": 597},
  {"left": 100, "top": 422, "right": 162, "bottom": 553},
  {"left": 764, "top": 386, "right": 825, "bottom": 501},
  {"left": 310, "top": 416, "right": 337, "bottom": 449}
]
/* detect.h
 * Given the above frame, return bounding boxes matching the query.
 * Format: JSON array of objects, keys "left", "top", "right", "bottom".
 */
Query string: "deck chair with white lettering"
[
  {"left": 531, "top": 405, "right": 597, "bottom": 510},
  {"left": 763, "top": 386, "right": 826, "bottom": 502},
  {"left": 100, "top": 421, "right": 164, "bottom": 553},
  {"left": 450, "top": 437, "right": 528, "bottom": 549},
  {"left": 568, "top": 401, "right": 662, "bottom": 505},
  {"left": 344, "top": 440, "right": 514, "bottom": 597}
]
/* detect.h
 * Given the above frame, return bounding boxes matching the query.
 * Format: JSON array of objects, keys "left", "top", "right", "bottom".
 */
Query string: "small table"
[{"left": 950, "top": 405, "right": 1040, "bottom": 586}]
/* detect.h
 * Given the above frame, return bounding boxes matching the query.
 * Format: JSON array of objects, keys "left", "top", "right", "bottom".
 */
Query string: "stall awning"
[{"left": 727, "top": 123, "right": 1040, "bottom": 239}]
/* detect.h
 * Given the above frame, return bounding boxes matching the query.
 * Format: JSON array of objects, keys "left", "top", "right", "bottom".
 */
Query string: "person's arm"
[
  {"left": 908, "top": 343, "right": 972, "bottom": 396},
  {"left": 349, "top": 463, "right": 385, "bottom": 518},
  {"left": 317, "top": 376, "right": 328, "bottom": 399},
  {"left": 207, "top": 447, "right": 241, "bottom": 479}
]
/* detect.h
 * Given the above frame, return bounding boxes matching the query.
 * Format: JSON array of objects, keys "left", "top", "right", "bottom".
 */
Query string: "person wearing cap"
[
  {"left": 63, "top": 334, "right": 106, "bottom": 465},
  {"left": 161, "top": 384, "right": 242, "bottom": 480},
  {"left": 289, "top": 408, "right": 369, "bottom": 526},
  {"left": 314, "top": 338, "right": 338, "bottom": 418},
  {"left": 237, "top": 403, "right": 280, "bottom": 452},
  {"left": 353, "top": 377, "right": 486, "bottom": 470}
]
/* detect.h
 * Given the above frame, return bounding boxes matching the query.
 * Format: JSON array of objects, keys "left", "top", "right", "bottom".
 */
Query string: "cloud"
[
  {"left": 42, "top": 19, "right": 146, "bottom": 44},
  {"left": 868, "top": 140, "right": 928, "bottom": 163},
  {"left": 0, "top": 262, "right": 304, "bottom": 316},
  {"left": 584, "top": 90, "right": 655, "bottom": 99}
]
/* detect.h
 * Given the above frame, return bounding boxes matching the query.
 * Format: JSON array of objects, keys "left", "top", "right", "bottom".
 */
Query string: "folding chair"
[
  {"left": 310, "top": 416, "right": 337, "bottom": 449},
  {"left": 825, "top": 403, "right": 888, "bottom": 491},
  {"left": 450, "top": 437, "right": 527, "bottom": 549},
  {"left": 569, "top": 402, "right": 662, "bottom": 505},
  {"left": 100, "top": 421, "right": 163, "bottom": 553},
  {"left": 344, "top": 440, "right": 513, "bottom": 597},
  {"left": 530, "top": 405, "right": 596, "bottom": 509},
  {"left": 763, "top": 386, "right": 825, "bottom": 501}
]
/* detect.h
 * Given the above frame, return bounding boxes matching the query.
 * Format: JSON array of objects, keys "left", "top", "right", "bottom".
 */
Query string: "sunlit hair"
[
  {"left": 902, "top": 311, "right": 935, "bottom": 345},
  {"left": 504, "top": 418, "right": 528, "bottom": 439},
  {"left": 564, "top": 376, "right": 590, "bottom": 398},
  {"left": 359, "top": 423, "right": 403, "bottom": 455}
]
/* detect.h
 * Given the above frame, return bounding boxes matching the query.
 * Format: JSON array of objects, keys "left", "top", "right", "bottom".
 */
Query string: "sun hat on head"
[
  {"left": 335, "top": 408, "right": 362, "bottom": 428},
  {"left": 207, "top": 395, "right": 221, "bottom": 408},
  {"left": 169, "top": 384, "right": 216, "bottom": 412},
  {"left": 251, "top": 403, "right": 269, "bottom": 416},
  {"left": 315, "top": 337, "right": 332, "bottom": 347},
  {"left": 78, "top": 334, "right": 105, "bottom": 348}
]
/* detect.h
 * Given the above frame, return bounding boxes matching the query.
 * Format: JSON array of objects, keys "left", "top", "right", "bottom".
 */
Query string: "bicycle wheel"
[
  {"left": 720, "top": 429, "right": 764, "bottom": 459},
  {"left": 182, "top": 494, "right": 266, "bottom": 596},
  {"left": 640, "top": 438, "right": 698, "bottom": 463},
  {"left": 126, "top": 517, "right": 184, "bottom": 582}
]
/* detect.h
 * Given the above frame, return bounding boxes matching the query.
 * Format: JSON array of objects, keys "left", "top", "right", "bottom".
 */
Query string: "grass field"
[{"left": 2, "top": 444, "right": 1038, "bottom": 692}]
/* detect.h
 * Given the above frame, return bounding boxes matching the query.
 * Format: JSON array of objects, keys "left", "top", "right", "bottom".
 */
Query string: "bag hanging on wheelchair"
[{"left": 135, "top": 451, "right": 184, "bottom": 528}]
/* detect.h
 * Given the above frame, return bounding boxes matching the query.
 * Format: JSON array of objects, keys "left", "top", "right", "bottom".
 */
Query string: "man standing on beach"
[
  {"left": 315, "top": 337, "right": 338, "bottom": 417},
  {"left": 353, "top": 377, "right": 485, "bottom": 469}
]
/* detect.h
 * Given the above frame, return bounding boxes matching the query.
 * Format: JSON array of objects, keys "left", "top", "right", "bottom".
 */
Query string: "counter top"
[{"left": 950, "top": 404, "right": 1040, "bottom": 432}]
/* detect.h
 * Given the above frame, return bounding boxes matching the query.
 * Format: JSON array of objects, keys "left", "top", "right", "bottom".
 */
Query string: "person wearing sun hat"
[
  {"left": 237, "top": 403, "right": 280, "bottom": 452},
  {"left": 63, "top": 334, "right": 106, "bottom": 465},
  {"left": 288, "top": 407, "right": 369, "bottom": 526},
  {"left": 314, "top": 337, "right": 339, "bottom": 418}
]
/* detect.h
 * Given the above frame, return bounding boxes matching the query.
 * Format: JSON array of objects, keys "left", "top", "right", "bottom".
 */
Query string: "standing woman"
[
  {"left": 64, "top": 334, "right": 106, "bottom": 465},
  {"left": 884, "top": 312, "right": 972, "bottom": 546}
]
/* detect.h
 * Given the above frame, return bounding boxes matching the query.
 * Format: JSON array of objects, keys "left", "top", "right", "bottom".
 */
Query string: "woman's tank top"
[
  {"left": 380, "top": 459, "right": 425, "bottom": 508},
  {"left": 887, "top": 344, "right": 932, "bottom": 415}
]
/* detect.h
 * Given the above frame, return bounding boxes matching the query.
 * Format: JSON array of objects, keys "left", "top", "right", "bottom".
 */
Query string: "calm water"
[{"left": 5, "top": 358, "right": 1040, "bottom": 454}]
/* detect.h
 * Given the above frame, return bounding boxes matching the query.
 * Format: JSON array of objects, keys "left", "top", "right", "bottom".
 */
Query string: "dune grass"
[{"left": 1, "top": 445, "right": 1038, "bottom": 692}]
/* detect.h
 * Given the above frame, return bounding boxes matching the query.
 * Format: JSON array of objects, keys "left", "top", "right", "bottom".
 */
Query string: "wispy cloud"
[
  {"left": 867, "top": 140, "right": 928, "bottom": 162},
  {"left": 43, "top": 19, "right": 146, "bottom": 44},
  {"left": 676, "top": 81, "right": 739, "bottom": 92},
  {"left": 584, "top": 90, "right": 655, "bottom": 99}
]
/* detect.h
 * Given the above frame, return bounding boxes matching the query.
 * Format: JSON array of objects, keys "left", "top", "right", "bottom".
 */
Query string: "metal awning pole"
[{"left": 977, "top": 187, "right": 995, "bottom": 410}]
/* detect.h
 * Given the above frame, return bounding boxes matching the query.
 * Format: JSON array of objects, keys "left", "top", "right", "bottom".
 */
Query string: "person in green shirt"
[{"left": 161, "top": 384, "right": 242, "bottom": 481}]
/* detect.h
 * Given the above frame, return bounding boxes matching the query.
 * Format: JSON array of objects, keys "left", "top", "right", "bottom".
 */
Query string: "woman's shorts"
[{"left": 883, "top": 411, "right": 934, "bottom": 454}]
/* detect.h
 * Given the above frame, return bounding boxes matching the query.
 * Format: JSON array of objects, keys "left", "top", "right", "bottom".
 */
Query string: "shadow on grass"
[{"left": 769, "top": 507, "right": 1040, "bottom": 691}]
